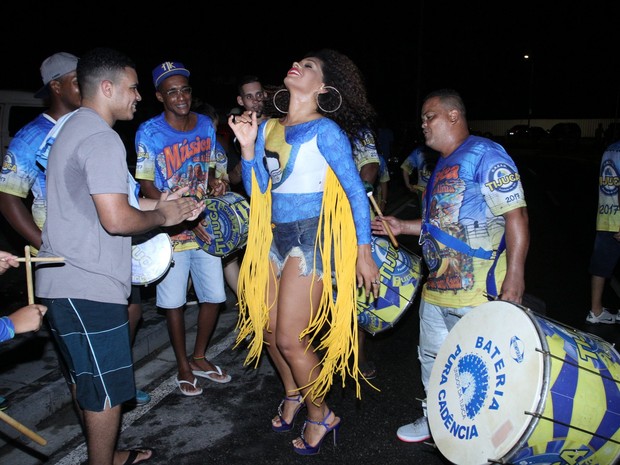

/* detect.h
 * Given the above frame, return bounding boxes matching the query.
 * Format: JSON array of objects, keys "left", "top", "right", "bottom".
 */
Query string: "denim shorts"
[
  {"left": 42, "top": 298, "right": 135, "bottom": 411},
  {"left": 589, "top": 231, "right": 620, "bottom": 277},
  {"left": 270, "top": 217, "right": 325, "bottom": 278},
  {"left": 156, "top": 247, "right": 226, "bottom": 308}
]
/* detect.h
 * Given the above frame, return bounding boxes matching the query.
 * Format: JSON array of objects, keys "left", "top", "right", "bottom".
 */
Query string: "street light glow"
[{"left": 524, "top": 54, "right": 534, "bottom": 126}]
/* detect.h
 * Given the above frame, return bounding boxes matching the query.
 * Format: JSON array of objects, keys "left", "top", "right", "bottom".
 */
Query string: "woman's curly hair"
[{"left": 263, "top": 49, "right": 376, "bottom": 142}]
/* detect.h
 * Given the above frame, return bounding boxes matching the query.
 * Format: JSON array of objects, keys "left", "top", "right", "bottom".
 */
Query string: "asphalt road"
[{"left": 1, "top": 139, "right": 619, "bottom": 465}]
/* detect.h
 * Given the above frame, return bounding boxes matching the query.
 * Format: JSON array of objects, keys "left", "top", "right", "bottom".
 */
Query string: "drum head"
[
  {"left": 132, "top": 232, "right": 173, "bottom": 285},
  {"left": 427, "top": 301, "right": 545, "bottom": 465}
]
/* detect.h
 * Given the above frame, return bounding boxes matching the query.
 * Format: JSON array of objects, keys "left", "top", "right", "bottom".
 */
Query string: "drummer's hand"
[
  {"left": 372, "top": 216, "right": 421, "bottom": 236},
  {"left": 208, "top": 178, "right": 227, "bottom": 197},
  {"left": 160, "top": 187, "right": 205, "bottom": 221},
  {"left": 156, "top": 196, "right": 203, "bottom": 227},
  {"left": 193, "top": 221, "right": 212, "bottom": 245},
  {"left": 228, "top": 111, "right": 258, "bottom": 160},
  {"left": 0, "top": 251, "right": 19, "bottom": 274},
  {"left": 9, "top": 303, "right": 47, "bottom": 334},
  {"left": 166, "top": 186, "right": 190, "bottom": 201},
  {"left": 357, "top": 243, "right": 380, "bottom": 300},
  {"left": 371, "top": 216, "right": 402, "bottom": 236},
  {"left": 186, "top": 203, "right": 205, "bottom": 221},
  {"left": 499, "top": 275, "right": 525, "bottom": 305}
]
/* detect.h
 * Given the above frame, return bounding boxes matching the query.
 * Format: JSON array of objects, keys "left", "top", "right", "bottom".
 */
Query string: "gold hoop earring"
[
  {"left": 273, "top": 88, "right": 289, "bottom": 114},
  {"left": 316, "top": 86, "right": 342, "bottom": 113}
]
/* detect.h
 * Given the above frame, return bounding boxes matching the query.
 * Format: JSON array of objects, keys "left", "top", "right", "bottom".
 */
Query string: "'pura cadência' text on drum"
[
  {"left": 437, "top": 388, "right": 479, "bottom": 440},
  {"left": 437, "top": 337, "right": 507, "bottom": 439}
]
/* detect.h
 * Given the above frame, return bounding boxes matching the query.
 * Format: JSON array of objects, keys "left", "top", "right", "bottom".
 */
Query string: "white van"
[{"left": 0, "top": 90, "right": 45, "bottom": 156}]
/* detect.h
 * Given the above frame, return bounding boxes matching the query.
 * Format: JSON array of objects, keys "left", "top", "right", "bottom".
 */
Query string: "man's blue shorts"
[
  {"left": 42, "top": 298, "right": 135, "bottom": 411},
  {"left": 156, "top": 247, "right": 226, "bottom": 309},
  {"left": 589, "top": 230, "right": 620, "bottom": 277}
]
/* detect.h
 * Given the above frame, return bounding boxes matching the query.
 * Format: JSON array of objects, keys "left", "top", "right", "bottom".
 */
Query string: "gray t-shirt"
[{"left": 36, "top": 108, "right": 132, "bottom": 304}]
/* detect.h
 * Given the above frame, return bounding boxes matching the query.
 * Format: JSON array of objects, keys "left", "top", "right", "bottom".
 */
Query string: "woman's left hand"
[{"left": 356, "top": 243, "right": 380, "bottom": 299}]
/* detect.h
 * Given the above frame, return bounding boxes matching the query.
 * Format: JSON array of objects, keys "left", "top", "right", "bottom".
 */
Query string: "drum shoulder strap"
[
  {"left": 424, "top": 222, "right": 506, "bottom": 297},
  {"left": 35, "top": 110, "right": 78, "bottom": 172},
  {"left": 423, "top": 165, "right": 502, "bottom": 260},
  {"left": 423, "top": 223, "right": 495, "bottom": 260}
]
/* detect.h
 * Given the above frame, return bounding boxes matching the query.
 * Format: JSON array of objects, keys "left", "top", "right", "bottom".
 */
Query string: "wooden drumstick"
[
  {"left": 18, "top": 246, "right": 65, "bottom": 305},
  {"left": 0, "top": 410, "right": 47, "bottom": 445},
  {"left": 15, "top": 257, "right": 65, "bottom": 263},
  {"left": 367, "top": 192, "right": 399, "bottom": 248},
  {"left": 25, "top": 246, "right": 34, "bottom": 305}
]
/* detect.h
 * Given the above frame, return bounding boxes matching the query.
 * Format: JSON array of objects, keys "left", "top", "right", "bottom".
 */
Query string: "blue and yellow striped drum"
[
  {"left": 356, "top": 235, "right": 422, "bottom": 335},
  {"left": 195, "top": 192, "right": 250, "bottom": 257},
  {"left": 427, "top": 301, "right": 620, "bottom": 465}
]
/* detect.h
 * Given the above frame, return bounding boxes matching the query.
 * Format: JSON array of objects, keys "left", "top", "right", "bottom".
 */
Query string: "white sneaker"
[
  {"left": 397, "top": 416, "right": 431, "bottom": 442},
  {"left": 617, "top": 312, "right": 620, "bottom": 323},
  {"left": 586, "top": 309, "right": 616, "bottom": 325}
]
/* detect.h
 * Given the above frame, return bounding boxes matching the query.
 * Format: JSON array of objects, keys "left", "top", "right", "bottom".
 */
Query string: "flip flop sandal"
[
  {"left": 121, "top": 448, "right": 155, "bottom": 465},
  {"left": 192, "top": 364, "right": 232, "bottom": 384},
  {"left": 175, "top": 377, "right": 203, "bottom": 396}
]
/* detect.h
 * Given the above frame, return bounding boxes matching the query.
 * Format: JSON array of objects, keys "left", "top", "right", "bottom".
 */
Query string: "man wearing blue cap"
[{"left": 135, "top": 61, "right": 231, "bottom": 396}]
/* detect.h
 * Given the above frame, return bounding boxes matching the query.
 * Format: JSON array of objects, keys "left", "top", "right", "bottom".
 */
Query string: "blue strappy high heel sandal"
[
  {"left": 272, "top": 395, "right": 305, "bottom": 432},
  {"left": 293, "top": 409, "right": 341, "bottom": 455}
]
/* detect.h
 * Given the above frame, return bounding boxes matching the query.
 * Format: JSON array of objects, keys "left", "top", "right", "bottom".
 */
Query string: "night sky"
[{"left": 2, "top": 1, "right": 618, "bottom": 125}]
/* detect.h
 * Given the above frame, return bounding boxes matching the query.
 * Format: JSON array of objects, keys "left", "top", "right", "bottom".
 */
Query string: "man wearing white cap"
[{"left": 0, "top": 52, "right": 81, "bottom": 411}]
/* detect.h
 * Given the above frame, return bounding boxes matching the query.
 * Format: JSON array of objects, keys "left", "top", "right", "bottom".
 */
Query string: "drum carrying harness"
[
  {"left": 35, "top": 110, "right": 78, "bottom": 173},
  {"left": 422, "top": 167, "right": 506, "bottom": 297}
]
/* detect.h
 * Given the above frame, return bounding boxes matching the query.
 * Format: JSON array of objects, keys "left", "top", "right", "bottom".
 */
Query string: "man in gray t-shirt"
[{"left": 35, "top": 47, "right": 202, "bottom": 465}]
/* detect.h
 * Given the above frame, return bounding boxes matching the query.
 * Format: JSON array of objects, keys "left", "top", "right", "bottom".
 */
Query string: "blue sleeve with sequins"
[{"left": 318, "top": 121, "right": 371, "bottom": 245}]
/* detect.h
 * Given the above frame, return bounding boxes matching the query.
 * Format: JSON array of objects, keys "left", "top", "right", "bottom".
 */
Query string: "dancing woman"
[{"left": 228, "top": 49, "right": 380, "bottom": 455}]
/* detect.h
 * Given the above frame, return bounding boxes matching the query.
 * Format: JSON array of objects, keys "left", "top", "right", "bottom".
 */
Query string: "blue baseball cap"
[{"left": 152, "top": 61, "right": 190, "bottom": 89}]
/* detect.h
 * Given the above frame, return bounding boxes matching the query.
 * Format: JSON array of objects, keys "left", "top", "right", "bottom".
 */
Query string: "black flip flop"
[{"left": 122, "top": 448, "right": 155, "bottom": 465}]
